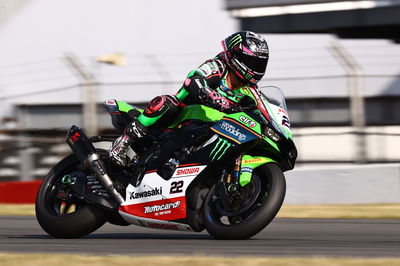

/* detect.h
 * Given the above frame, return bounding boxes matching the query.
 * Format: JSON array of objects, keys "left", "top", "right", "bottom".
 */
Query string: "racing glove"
[{"left": 199, "top": 89, "right": 239, "bottom": 114}]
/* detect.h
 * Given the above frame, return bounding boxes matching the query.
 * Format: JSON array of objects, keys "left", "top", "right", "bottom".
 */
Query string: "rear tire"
[
  {"left": 203, "top": 163, "right": 286, "bottom": 240},
  {"left": 35, "top": 154, "right": 109, "bottom": 238}
]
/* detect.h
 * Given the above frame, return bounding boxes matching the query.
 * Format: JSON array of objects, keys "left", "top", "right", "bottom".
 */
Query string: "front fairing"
[
  {"left": 236, "top": 86, "right": 297, "bottom": 170},
  {"left": 163, "top": 86, "right": 297, "bottom": 170},
  {"left": 243, "top": 86, "right": 293, "bottom": 140}
]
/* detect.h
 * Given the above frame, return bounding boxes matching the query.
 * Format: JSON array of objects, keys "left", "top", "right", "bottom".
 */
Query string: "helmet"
[{"left": 222, "top": 31, "right": 269, "bottom": 84}]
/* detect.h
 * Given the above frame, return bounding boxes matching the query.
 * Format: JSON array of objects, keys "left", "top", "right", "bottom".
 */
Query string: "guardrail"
[{"left": 1, "top": 126, "right": 399, "bottom": 184}]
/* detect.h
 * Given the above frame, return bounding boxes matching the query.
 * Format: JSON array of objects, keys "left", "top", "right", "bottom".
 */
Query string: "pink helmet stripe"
[{"left": 242, "top": 45, "right": 256, "bottom": 56}]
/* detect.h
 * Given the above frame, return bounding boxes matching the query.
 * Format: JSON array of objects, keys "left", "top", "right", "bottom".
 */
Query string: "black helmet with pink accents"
[{"left": 222, "top": 31, "right": 269, "bottom": 84}]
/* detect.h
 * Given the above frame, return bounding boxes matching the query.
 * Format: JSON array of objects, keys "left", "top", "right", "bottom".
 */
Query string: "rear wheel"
[
  {"left": 203, "top": 163, "right": 286, "bottom": 240},
  {"left": 35, "top": 154, "right": 109, "bottom": 238}
]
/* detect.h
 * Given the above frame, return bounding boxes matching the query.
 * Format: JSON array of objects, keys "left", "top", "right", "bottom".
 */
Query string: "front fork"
[
  {"left": 225, "top": 154, "right": 277, "bottom": 188},
  {"left": 224, "top": 155, "right": 243, "bottom": 192}
]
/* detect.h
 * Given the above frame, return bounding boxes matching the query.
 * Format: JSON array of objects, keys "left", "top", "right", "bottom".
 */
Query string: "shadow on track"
[{"left": 8, "top": 233, "right": 214, "bottom": 240}]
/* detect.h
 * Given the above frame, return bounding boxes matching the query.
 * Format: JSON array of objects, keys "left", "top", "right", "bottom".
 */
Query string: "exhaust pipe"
[{"left": 66, "top": 125, "right": 124, "bottom": 204}]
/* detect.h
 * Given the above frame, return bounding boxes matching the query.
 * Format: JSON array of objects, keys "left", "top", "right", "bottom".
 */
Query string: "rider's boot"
[{"left": 108, "top": 117, "right": 148, "bottom": 167}]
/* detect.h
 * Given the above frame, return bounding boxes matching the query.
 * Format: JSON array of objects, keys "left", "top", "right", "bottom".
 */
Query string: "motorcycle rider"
[{"left": 108, "top": 31, "right": 269, "bottom": 167}]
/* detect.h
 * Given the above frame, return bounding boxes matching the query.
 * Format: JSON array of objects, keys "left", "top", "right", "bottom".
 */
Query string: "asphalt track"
[{"left": 0, "top": 216, "right": 399, "bottom": 257}]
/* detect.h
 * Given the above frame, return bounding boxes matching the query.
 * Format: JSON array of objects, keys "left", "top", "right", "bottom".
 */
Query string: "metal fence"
[{"left": 0, "top": 36, "right": 400, "bottom": 181}]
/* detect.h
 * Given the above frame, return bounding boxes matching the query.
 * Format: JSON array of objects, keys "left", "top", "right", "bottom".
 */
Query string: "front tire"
[
  {"left": 203, "top": 163, "right": 286, "bottom": 240},
  {"left": 35, "top": 154, "right": 109, "bottom": 238}
]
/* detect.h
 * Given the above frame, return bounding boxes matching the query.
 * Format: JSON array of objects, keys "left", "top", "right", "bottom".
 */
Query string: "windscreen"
[{"left": 259, "top": 86, "right": 287, "bottom": 111}]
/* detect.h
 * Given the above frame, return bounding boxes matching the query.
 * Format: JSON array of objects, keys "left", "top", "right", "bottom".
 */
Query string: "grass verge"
[
  {"left": 1, "top": 254, "right": 400, "bottom": 266},
  {"left": 0, "top": 204, "right": 35, "bottom": 216},
  {"left": 277, "top": 204, "right": 400, "bottom": 219},
  {"left": 2, "top": 203, "right": 400, "bottom": 219}
]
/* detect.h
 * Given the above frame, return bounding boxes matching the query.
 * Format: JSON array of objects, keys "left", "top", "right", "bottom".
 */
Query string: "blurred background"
[{"left": 0, "top": 0, "right": 399, "bottom": 203}]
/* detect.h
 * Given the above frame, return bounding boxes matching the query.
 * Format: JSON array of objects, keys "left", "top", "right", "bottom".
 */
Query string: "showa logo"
[
  {"left": 220, "top": 121, "right": 247, "bottom": 141},
  {"left": 176, "top": 167, "right": 200, "bottom": 176},
  {"left": 239, "top": 116, "right": 256, "bottom": 128},
  {"left": 144, "top": 201, "right": 181, "bottom": 214}
]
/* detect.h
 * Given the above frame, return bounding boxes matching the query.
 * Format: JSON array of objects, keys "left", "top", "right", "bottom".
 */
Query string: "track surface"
[{"left": 1, "top": 216, "right": 399, "bottom": 257}]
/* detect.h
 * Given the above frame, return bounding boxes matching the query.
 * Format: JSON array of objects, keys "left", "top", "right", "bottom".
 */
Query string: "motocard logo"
[
  {"left": 144, "top": 201, "right": 181, "bottom": 214},
  {"left": 220, "top": 121, "right": 247, "bottom": 141},
  {"left": 239, "top": 116, "right": 256, "bottom": 128},
  {"left": 176, "top": 167, "right": 200, "bottom": 176},
  {"left": 130, "top": 187, "right": 162, "bottom": 200}
]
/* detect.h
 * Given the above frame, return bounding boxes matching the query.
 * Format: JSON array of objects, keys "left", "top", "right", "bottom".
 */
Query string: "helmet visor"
[{"left": 238, "top": 53, "right": 268, "bottom": 75}]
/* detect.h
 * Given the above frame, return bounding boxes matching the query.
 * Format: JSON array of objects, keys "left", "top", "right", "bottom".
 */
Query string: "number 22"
[{"left": 170, "top": 181, "right": 184, "bottom": 194}]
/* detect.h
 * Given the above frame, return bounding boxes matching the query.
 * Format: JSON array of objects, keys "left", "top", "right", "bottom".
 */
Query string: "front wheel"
[
  {"left": 35, "top": 154, "right": 109, "bottom": 238},
  {"left": 203, "top": 163, "right": 286, "bottom": 240}
]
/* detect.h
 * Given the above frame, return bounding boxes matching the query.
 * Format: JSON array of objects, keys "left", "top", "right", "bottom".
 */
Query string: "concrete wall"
[
  {"left": 293, "top": 126, "right": 400, "bottom": 162},
  {"left": 285, "top": 163, "right": 400, "bottom": 204}
]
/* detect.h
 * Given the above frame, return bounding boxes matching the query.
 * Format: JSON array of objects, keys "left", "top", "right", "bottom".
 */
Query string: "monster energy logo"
[
  {"left": 210, "top": 138, "right": 232, "bottom": 161},
  {"left": 229, "top": 34, "right": 242, "bottom": 48},
  {"left": 245, "top": 73, "right": 252, "bottom": 80}
]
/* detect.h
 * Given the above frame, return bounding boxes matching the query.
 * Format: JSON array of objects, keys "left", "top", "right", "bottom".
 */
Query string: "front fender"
[{"left": 239, "top": 155, "right": 277, "bottom": 187}]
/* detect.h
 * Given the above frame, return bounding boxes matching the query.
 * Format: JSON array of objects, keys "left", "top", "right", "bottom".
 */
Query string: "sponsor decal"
[
  {"left": 130, "top": 187, "right": 162, "bottom": 200},
  {"left": 147, "top": 222, "right": 179, "bottom": 230},
  {"left": 210, "top": 138, "right": 232, "bottom": 161},
  {"left": 243, "top": 157, "right": 272, "bottom": 165},
  {"left": 61, "top": 174, "right": 76, "bottom": 185},
  {"left": 278, "top": 108, "right": 288, "bottom": 116},
  {"left": 228, "top": 34, "right": 242, "bottom": 48},
  {"left": 119, "top": 196, "right": 187, "bottom": 221},
  {"left": 170, "top": 181, "right": 184, "bottom": 194},
  {"left": 245, "top": 73, "right": 252, "bottom": 80},
  {"left": 239, "top": 116, "right": 256, "bottom": 128},
  {"left": 195, "top": 78, "right": 203, "bottom": 88},
  {"left": 244, "top": 158, "right": 262, "bottom": 164},
  {"left": 105, "top": 99, "right": 117, "bottom": 105},
  {"left": 144, "top": 200, "right": 181, "bottom": 214},
  {"left": 176, "top": 167, "right": 200, "bottom": 176},
  {"left": 220, "top": 121, "right": 247, "bottom": 141},
  {"left": 241, "top": 166, "right": 253, "bottom": 173},
  {"left": 104, "top": 99, "right": 119, "bottom": 113},
  {"left": 199, "top": 64, "right": 213, "bottom": 76},
  {"left": 69, "top": 132, "right": 80, "bottom": 143}
]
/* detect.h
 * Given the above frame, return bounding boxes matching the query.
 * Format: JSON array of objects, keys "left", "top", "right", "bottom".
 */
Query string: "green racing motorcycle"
[{"left": 35, "top": 86, "right": 297, "bottom": 240}]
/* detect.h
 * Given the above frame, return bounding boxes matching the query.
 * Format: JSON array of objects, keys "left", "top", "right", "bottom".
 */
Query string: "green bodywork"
[
  {"left": 116, "top": 100, "right": 155, "bottom": 127},
  {"left": 210, "top": 138, "right": 232, "bottom": 161},
  {"left": 167, "top": 105, "right": 226, "bottom": 128},
  {"left": 239, "top": 155, "right": 276, "bottom": 187},
  {"left": 226, "top": 112, "right": 280, "bottom": 152},
  {"left": 114, "top": 97, "right": 292, "bottom": 187},
  {"left": 116, "top": 101, "right": 141, "bottom": 113}
]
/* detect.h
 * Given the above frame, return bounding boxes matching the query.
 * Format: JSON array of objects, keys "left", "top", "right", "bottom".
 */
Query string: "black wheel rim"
[
  {"left": 208, "top": 171, "right": 271, "bottom": 226},
  {"left": 43, "top": 161, "right": 88, "bottom": 216}
]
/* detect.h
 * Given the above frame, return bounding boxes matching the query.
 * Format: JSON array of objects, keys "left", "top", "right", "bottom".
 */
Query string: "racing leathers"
[{"left": 108, "top": 52, "right": 257, "bottom": 166}]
